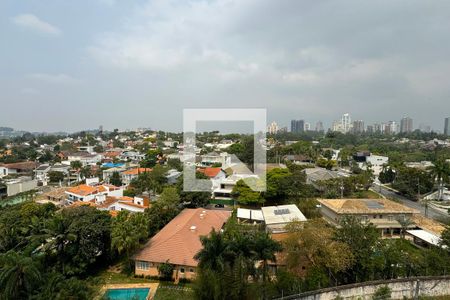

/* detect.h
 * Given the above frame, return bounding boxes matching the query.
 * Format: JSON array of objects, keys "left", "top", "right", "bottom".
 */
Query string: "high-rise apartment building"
[
  {"left": 291, "top": 120, "right": 305, "bottom": 133},
  {"left": 315, "top": 121, "right": 324, "bottom": 132},
  {"left": 445, "top": 117, "right": 450, "bottom": 136},
  {"left": 267, "top": 121, "right": 279, "bottom": 134},
  {"left": 304, "top": 122, "right": 311, "bottom": 131},
  {"left": 342, "top": 113, "right": 352, "bottom": 133},
  {"left": 400, "top": 117, "right": 413, "bottom": 133},
  {"left": 352, "top": 120, "right": 365, "bottom": 134}
]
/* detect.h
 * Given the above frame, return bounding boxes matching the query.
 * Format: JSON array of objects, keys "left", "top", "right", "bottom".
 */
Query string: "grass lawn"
[
  {"left": 154, "top": 282, "right": 195, "bottom": 300},
  {"left": 94, "top": 270, "right": 158, "bottom": 284}
]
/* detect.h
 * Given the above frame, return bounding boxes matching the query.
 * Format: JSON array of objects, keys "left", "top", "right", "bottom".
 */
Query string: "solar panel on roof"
[
  {"left": 366, "top": 200, "right": 384, "bottom": 209},
  {"left": 274, "top": 208, "right": 290, "bottom": 215}
]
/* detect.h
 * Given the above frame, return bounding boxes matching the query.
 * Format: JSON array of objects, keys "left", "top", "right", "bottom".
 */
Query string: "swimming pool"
[{"left": 104, "top": 288, "right": 150, "bottom": 300}]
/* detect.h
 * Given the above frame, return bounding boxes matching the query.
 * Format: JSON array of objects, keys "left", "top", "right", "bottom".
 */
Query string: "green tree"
[
  {"left": 176, "top": 172, "right": 211, "bottom": 208},
  {"left": 70, "top": 161, "right": 82, "bottom": 170},
  {"left": 111, "top": 211, "right": 148, "bottom": 259},
  {"left": 266, "top": 168, "right": 292, "bottom": 200},
  {"left": 0, "top": 251, "right": 41, "bottom": 299},
  {"left": 379, "top": 166, "right": 395, "bottom": 184},
  {"left": 232, "top": 179, "right": 265, "bottom": 206},
  {"left": 109, "top": 171, "right": 122, "bottom": 187},
  {"left": 334, "top": 216, "right": 380, "bottom": 282},
  {"left": 48, "top": 171, "right": 65, "bottom": 183},
  {"left": 41, "top": 206, "right": 111, "bottom": 276},
  {"left": 157, "top": 261, "right": 174, "bottom": 280},
  {"left": 428, "top": 159, "right": 450, "bottom": 201}
]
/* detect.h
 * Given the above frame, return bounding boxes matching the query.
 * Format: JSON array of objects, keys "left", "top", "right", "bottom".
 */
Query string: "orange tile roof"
[
  {"left": 67, "top": 185, "right": 99, "bottom": 196},
  {"left": 197, "top": 167, "right": 222, "bottom": 178},
  {"left": 123, "top": 168, "right": 152, "bottom": 175},
  {"left": 104, "top": 151, "right": 121, "bottom": 158},
  {"left": 134, "top": 208, "right": 231, "bottom": 267}
]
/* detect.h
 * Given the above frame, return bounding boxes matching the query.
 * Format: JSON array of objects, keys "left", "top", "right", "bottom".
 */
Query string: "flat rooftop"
[{"left": 261, "top": 204, "right": 307, "bottom": 225}]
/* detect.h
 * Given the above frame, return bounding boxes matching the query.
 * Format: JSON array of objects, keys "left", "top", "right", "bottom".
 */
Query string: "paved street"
[{"left": 372, "top": 183, "right": 449, "bottom": 221}]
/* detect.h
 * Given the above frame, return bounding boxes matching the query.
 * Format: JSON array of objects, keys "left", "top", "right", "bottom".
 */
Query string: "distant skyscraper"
[
  {"left": 341, "top": 113, "right": 352, "bottom": 133},
  {"left": 386, "top": 121, "right": 398, "bottom": 134},
  {"left": 373, "top": 123, "right": 382, "bottom": 133},
  {"left": 445, "top": 117, "right": 450, "bottom": 136},
  {"left": 291, "top": 120, "right": 305, "bottom": 133},
  {"left": 352, "top": 120, "right": 365, "bottom": 134},
  {"left": 267, "top": 121, "right": 279, "bottom": 134},
  {"left": 366, "top": 125, "right": 374, "bottom": 134},
  {"left": 315, "top": 121, "right": 324, "bottom": 132},
  {"left": 304, "top": 122, "right": 311, "bottom": 131},
  {"left": 400, "top": 117, "right": 413, "bottom": 133}
]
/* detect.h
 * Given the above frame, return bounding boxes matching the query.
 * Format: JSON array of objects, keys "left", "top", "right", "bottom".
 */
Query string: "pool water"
[{"left": 104, "top": 288, "right": 150, "bottom": 300}]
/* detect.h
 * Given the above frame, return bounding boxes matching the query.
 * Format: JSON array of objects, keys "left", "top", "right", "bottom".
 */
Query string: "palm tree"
[
  {"left": 396, "top": 217, "right": 414, "bottom": 239},
  {"left": 195, "top": 229, "right": 228, "bottom": 272},
  {"left": 0, "top": 251, "right": 41, "bottom": 299},
  {"left": 111, "top": 211, "right": 142, "bottom": 260},
  {"left": 41, "top": 215, "right": 77, "bottom": 274},
  {"left": 428, "top": 159, "right": 450, "bottom": 201},
  {"left": 252, "top": 232, "right": 283, "bottom": 299}
]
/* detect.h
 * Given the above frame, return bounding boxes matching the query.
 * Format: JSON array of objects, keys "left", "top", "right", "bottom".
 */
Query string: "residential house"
[
  {"left": 261, "top": 204, "right": 307, "bottom": 233},
  {"left": 353, "top": 152, "right": 389, "bottom": 175},
  {"left": 213, "top": 174, "right": 259, "bottom": 200},
  {"left": 303, "top": 167, "right": 342, "bottom": 189},
  {"left": 88, "top": 194, "right": 150, "bottom": 213},
  {"left": 133, "top": 208, "right": 231, "bottom": 280},
  {"left": 103, "top": 166, "right": 128, "bottom": 183},
  {"left": 200, "top": 152, "right": 231, "bottom": 168},
  {"left": 65, "top": 184, "right": 123, "bottom": 203},
  {"left": 122, "top": 168, "right": 152, "bottom": 185},
  {"left": 34, "top": 164, "right": 51, "bottom": 183},
  {"left": 166, "top": 169, "right": 182, "bottom": 184},
  {"left": 319, "top": 198, "right": 419, "bottom": 236},
  {"left": 119, "top": 151, "right": 145, "bottom": 162},
  {"left": 197, "top": 167, "right": 226, "bottom": 189},
  {"left": 2, "top": 161, "right": 38, "bottom": 175},
  {"left": 66, "top": 152, "right": 103, "bottom": 166},
  {"left": 0, "top": 165, "right": 8, "bottom": 178}
]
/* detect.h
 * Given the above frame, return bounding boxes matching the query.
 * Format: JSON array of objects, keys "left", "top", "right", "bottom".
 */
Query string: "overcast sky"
[{"left": 1, "top": 0, "right": 450, "bottom": 133}]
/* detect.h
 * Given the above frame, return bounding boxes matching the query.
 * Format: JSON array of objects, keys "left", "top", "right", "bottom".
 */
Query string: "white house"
[
  {"left": 66, "top": 152, "right": 103, "bottom": 166},
  {"left": 65, "top": 184, "right": 123, "bottom": 203},
  {"left": 0, "top": 165, "right": 8, "bottom": 178},
  {"left": 200, "top": 152, "right": 232, "bottom": 168},
  {"left": 213, "top": 174, "right": 259, "bottom": 200}
]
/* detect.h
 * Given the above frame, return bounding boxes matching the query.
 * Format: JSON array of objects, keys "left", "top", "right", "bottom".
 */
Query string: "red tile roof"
[
  {"left": 123, "top": 168, "right": 152, "bottom": 175},
  {"left": 197, "top": 167, "right": 222, "bottom": 178},
  {"left": 134, "top": 208, "right": 231, "bottom": 267}
]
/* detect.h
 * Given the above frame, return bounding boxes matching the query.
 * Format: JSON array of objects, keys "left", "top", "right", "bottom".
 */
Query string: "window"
[
  {"left": 388, "top": 215, "right": 394, "bottom": 221},
  {"left": 180, "top": 268, "right": 185, "bottom": 273},
  {"left": 136, "top": 261, "right": 149, "bottom": 270},
  {"left": 189, "top": 268, "right": 195, "bottom": 273},
  {"left": 361, "top": 215, "right": 369, "bottom": 222}
]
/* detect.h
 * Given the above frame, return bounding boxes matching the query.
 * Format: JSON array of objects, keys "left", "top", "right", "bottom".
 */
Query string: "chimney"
[{"left": 190, "top": 225, "right": 197, "bottom": 232}]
